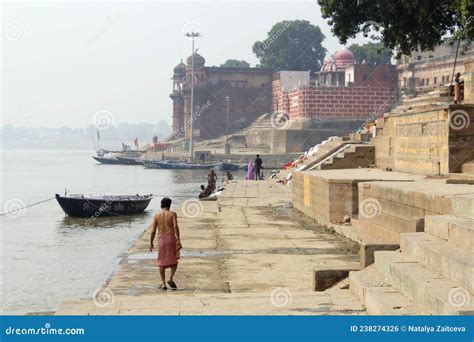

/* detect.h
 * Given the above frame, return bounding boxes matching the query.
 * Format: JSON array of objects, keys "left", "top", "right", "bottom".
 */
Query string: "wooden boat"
[
  {"left": 143, "top": 160, "right": 162, "bottom": 169},
  {"left": 152, "top": 160, "right": 217, "bottom": 170},
  {"left": 92, "top": 155, "right": 123, "bottom": 165},
  {"left": 55, "top": 193, "right": 153, "bottom": 217},
  {"left": 215, "top": 162, "right": 240, "bottom": 171},
  {"left": 116, "top": 156, "right": 143, "bottom": 165}
]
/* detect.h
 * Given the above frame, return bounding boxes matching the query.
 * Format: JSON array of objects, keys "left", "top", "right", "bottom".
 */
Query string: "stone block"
[
  {"left": 360, "top": 242, "right": 400, "bottom": 268},
  {"left": 313, "top": 268, "right": 359, "bottom": 291}
]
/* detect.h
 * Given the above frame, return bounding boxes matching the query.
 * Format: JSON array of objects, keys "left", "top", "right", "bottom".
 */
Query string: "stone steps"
[
  {"left": 401, "top": 232, "right": 474, "bottom": 292},
  {"left": 312, "top": 144, "right": 374, "bottom": 171},
  {"left": 294, "top": 139, "right": 345, "bottom": 170},
  {"left": 462, "top": 161, "right": 474, "bottom": 175},
  {"left": 425, "top": 215, "right": 473, "bottom": 250},
  {"left": 374, "top": 250, "right": 474, "bottom": 315},
  {"left": 349, "top": 266, "right": 424, "bottom": 315}
]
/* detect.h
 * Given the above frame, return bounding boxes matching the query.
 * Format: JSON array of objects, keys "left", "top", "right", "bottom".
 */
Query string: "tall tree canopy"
[
  {"left": 349, "top": 42, "right": 393, "bottom": 65},
  {"left": 318, "top": 0, "right": 474, "bottom": 55},
  {"left": 220, "top": 59, "right": 250, "bottom": 68},
  {"left": 253, "top": 20, "right": 326, "bottom": 72}
]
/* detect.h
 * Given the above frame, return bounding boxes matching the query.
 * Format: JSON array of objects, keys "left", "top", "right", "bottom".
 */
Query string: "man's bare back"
[{"left": 154, "top": 210, "right": 178, "bottom": 234}]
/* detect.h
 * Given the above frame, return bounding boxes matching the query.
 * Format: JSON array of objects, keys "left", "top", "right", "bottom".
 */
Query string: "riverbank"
[{"left": 56, "top": 180, "right": 364, "bottom": 315}]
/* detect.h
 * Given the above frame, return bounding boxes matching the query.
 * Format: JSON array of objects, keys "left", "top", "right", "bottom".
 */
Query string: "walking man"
[
  {"left": 254, "top": 154, "right": 263, "bottom": 181},
  {"left": 149, "top": 197, "right": 182, "bottom": 290}
]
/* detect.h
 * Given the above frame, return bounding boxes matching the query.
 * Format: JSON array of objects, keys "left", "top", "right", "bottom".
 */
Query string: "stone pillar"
[{"left": 464, "top": 61, "right": 474, "bottom": 104}]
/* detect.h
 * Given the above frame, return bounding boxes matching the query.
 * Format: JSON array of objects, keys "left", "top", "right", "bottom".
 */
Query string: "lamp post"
[
  {"left": 225, "top": 96, "right": 230, "bottom": 142},
  {"left": 185, "top": 31, "right": 201, "bottom": 160}
]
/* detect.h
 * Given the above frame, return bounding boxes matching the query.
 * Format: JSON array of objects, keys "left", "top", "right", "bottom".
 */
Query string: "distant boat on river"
[
  {"left": 92, "top": 155, "right": 123, "bottom": 165},
  {"left": 146, "top": 160, "right": 217, "bottom": 170}
]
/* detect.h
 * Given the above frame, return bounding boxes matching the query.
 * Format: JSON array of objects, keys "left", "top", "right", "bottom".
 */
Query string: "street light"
[
  {"left": 185, "top": 31, "right": 201, "bottom": 160},
  {"left": 225, "top": 96, "right": 230, "bottom": 143}
]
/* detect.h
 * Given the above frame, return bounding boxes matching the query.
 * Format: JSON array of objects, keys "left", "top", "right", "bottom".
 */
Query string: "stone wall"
[
  {"left": 293, "top": 171, "right": 356, "bottom": 226},
  {"left": 269, "top": 118, "right": 366, "bottom": 153},
  {"left": 373, "top": 104, "right": 474, "bottom": 175},
  {"left": 274, "top": 86, "right": 397, "bottom": 120},
  {"left": 171, "top": 66, "right": 273, "bottom": 140},
  {"left": 357, "top": 180, "right": 474, "bottom": 244},
  {"left": 292, "top": 169, "right": 420, "bottom": 227}
]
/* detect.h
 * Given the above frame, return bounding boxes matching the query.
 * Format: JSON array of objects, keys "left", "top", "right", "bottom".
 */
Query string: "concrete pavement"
[{"left": 56, "top": 180, "right": 363, "bottom": 315}]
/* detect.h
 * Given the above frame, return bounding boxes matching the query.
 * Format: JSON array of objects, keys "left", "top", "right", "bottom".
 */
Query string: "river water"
[{"left": 0, "top": 149, "right": 241, "bottom": 314}]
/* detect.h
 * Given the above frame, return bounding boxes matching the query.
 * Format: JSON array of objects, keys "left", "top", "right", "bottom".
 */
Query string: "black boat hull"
[
  {"left": 215, "top": 162, "right": 240, "bottom": 171},
  {"left": 143, "top": 160, "right": 162, "bottom": 169},
  {"left": 153, "top": 161, "right": 217, "bottom": 169},
  {"left": 116, "top": 156, "right": 143, "bottom": 165},
  {"left": 92, "top": 156, "right": 123, "bottom": 165},
  {"left": 55, "top": 194, "right": 153, "bottom": 217}
]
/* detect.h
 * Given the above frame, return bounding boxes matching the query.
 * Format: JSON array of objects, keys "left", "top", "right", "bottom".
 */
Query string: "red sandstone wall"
[{"left": 275, "top": 86, "right": 397, "bottom": 119}]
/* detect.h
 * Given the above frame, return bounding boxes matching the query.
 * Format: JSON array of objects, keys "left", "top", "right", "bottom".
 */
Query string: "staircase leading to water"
[
  {"left": 308, "top": 144, "right": 375, "bottom": 171},
  {"left": 349, "top": 215, "right": 474, "bottom": 315}
]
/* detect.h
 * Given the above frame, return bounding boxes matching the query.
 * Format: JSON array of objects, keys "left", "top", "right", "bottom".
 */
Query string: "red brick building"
[
  {"left": 273, "top": 48, "right": 398, "bottom": 121},
  {"left": 170, "top": 53, "right": 273, "bottom": 140}
]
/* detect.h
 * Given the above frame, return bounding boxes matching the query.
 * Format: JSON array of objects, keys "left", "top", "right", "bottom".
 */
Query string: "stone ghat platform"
[
  {"left": 292, "top": 168, "right": 423, "bottom": 228},
  {"left": 55, "top": 181, "right": 364, "bottom": 315},
  {"left": 291, "top": 168, "right": 473, "bottom": 315},
  {"left": 356, "top": 179, "right": 474, "bottom": 244}
]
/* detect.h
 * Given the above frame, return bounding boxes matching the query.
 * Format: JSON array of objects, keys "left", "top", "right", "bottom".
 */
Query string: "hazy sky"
[{"left": 2, "top": 1, "right": 367, "bottom": 128}]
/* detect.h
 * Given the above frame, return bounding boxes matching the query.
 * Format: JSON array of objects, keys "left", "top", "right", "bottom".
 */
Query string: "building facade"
[
  {"left": 170, "top": 53, "right": 273, "bottom": 140},
  {"left": 397, "top": 42, "right": 474, "bottom": 95},
  {"left": 272, "top": 48, "right": 398, "bottom": 121}
]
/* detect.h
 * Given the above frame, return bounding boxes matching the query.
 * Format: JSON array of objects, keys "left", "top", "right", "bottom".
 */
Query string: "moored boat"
[
  {"left": 55, "top": 193, "right": 153, "bottom": 217},
  {"left": 215, "top": 162, "right": 240, "bottom": 171},
  {"left": 116, "top": 156, "right": 143, "bottom": 165},
  {"left": 143, "top": 160, "right": 163, "bottom": 169},
  {"left": 152, "top": 160, "right": 217, "bottom": 169},
  {"left": 92, "top": 155, "right": 123, "bottom": 165}
]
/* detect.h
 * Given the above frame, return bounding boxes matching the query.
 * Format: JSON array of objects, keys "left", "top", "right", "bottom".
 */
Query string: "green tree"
[
  {"left": 318, "top": 0, "right": 474, "bottom": 55},
  {"left": 253, "top": 20, "right": 326, "bottom": 72},
  {"left": 349, "top": 42, "right": 392, "bottom": 65},
  {"left": 220, "top": 59, "right": 251, "bottom": 68}
]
